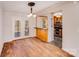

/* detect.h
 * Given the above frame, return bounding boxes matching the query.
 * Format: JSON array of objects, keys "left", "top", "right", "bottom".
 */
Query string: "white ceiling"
[{"left": 0, "top": 1, "right": 60, "bottom": 14}]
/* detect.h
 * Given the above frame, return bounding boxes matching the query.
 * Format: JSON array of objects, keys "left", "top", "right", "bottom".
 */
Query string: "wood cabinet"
[
  {"left": 36, "top": 28, "right": 48, "bottom": 42},
  {"left": 36, "top": 16, "right": 48, "bottom": 42}
]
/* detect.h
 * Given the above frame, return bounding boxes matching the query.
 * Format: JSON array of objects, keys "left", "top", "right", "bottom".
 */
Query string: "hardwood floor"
[{"left": 1, "top": 37, "right": 74, "bottom": 57}]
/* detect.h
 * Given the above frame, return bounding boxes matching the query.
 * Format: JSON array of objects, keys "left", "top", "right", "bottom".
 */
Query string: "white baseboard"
[
  {"left": 3, "top": 36, "right": 36, "bottom": 43},
  {"left": 62, "top": 48, "right": 77, "bottom": 56}
]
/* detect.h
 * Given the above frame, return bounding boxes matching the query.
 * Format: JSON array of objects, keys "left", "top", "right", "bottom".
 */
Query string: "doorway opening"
[{"left": 50, "top": 12, "right": 63, "bottom": 48}]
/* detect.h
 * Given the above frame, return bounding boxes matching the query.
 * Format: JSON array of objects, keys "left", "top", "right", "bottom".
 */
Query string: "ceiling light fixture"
[{"left": 27, "top": 2, "right": 36, "bottom": 18}]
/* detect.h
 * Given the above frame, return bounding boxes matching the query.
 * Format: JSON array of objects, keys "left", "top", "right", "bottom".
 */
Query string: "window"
[
  {"left": 15, "top": 20, "right": 20, "bottom": 37},
  {"left": 25, "top": 20, "right": 29, "bottom": 36}
]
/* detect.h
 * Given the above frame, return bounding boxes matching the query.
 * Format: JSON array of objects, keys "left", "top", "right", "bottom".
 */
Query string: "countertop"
[{"left": 34, "top": 27, "right": 48, "bottom": 30}]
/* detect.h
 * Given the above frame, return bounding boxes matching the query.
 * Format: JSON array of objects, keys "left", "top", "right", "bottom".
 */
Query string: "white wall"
[
  {"left": 28, "top": 17, "right": 36, "bottom": 37},
  {"left": 0, "top": 3, "right": 4, "bottom": 55},
  {"left": 48, "top": 15, "right": 54, "bottom": 42},
  {"left": 37, "top": 2, "right": 79, "bottom": 56},
  {"left": 63, "top": 2, "right": 79, "bottom": 56},
  {"left": 3, "top": 11, "right": 36, "bottom": 42}
]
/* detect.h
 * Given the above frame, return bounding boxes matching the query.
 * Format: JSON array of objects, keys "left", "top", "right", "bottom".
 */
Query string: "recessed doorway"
[{"left": 50, "top": 12, "right": 63, "bottom": 48}]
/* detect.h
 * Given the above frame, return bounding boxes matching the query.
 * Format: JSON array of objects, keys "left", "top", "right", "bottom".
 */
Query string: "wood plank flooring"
[{"left": 1, "top": 37, "right": 74, "bottom": 57}]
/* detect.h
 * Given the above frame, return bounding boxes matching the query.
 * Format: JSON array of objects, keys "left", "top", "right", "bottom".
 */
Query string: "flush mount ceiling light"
[{"left": 27, "top": 2, "right": 36, "bottom": 18}]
